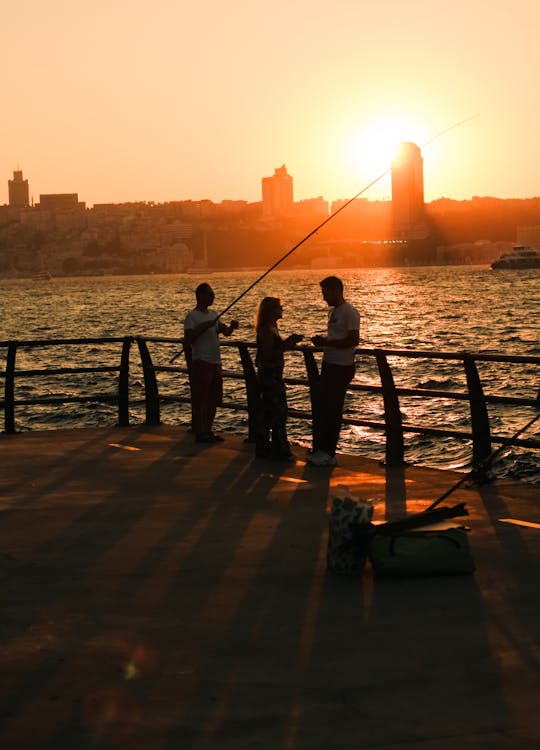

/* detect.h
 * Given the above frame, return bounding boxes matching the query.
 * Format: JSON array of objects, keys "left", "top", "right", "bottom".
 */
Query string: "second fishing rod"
[{"left": 169, "top": 115, "right": 478, "bottom": 363}]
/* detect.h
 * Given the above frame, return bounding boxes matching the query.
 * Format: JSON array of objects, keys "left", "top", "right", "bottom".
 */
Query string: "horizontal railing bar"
[
  {"left": 219, "top": 341, "right": 540, "bottom": 365},
  {"left": 151, "top": 367, "right": 537, "bottom": 409},
  {"left": 1, "top": 364, "right": 536, "bottom": 410},
  {"left": 8, "top": 366, "right": 120, "bottom": 377},
  {"left": 341, "top": 417, "right": 540, "bottom": 448},
  {"left": 152, "top": 366, "right": 187, "bottom": 374},
  {"left": 379, "top": 387, "right": 538, "bottom": 406},
  {"left": 137, "top": 337, "right": 540, "bottom": 366},
  {"left": 160, "top": 394, "right": 250, "bottom": 413},
  {"left": 9, "top": 394, "right": 117, "bottom": 406},
  {"left": 3, "top": 337, "right": 538, "bottom": 367},
  {"left": 354, "top": 348, "right": 540, "bottom": 365},
  {"left": 292, "top": 380, "right": 537, "bottom": 408},
  {"left": 135, "top": 337, "right": 184, "bottom": 344},
  {"left": 0, "top": 337, "right": 130, "bottom": 348}
]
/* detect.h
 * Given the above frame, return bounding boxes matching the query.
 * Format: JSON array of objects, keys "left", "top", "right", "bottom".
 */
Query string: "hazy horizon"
[{"left": 3, "top": 1, "right": 540, "bottom": 207}]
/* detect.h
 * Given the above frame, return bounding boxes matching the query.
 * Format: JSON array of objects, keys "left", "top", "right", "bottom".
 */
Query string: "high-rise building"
[
  {"left": 8, "top": 170, "right": 30, "bottom": 207},
  {"left": 391, "top": 142, "right": 426, "bottom": 238},
  {"left": 261, "top": 165, "right": 293, "bottom": 217}
]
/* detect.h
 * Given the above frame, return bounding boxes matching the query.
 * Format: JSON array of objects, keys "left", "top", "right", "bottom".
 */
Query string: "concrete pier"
[{"left": 0, "top": 426, "right": 539, "bottom": 748}]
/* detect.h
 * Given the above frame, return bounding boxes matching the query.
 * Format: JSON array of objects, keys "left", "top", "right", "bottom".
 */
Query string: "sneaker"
[
  {"left": 307, "top": 450, "right": 337, "bottom": 467},
  {"left": 272, "top": 452, "right": 296, "bottom": 463},
  {"left": 195, "top": 433, "right": 215, "bottom": 443},
  {"left": 306, "top": 449, "right": 326, "bottom": 464},
  {"left": 210, "top": 433, "right": 225, "bottom": 442}
]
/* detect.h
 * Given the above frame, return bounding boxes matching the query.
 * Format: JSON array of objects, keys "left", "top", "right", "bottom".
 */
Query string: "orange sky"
[{"left": 2, "top": 0, "right": 539, "bottom": 206}]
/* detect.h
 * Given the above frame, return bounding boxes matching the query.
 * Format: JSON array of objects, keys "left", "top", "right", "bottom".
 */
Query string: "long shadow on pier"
[{"left": 0, "top": 426, "right": 538, "bottom": 749}]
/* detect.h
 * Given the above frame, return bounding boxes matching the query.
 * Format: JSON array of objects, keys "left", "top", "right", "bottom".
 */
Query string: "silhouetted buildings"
[
  {"left": 3, "top": 164, "right": 540, "bottom": 275},
  {"left": 38, "top": 193, "right": 85, "bottom": 211},
  {"left": 261, "top": 165, "right": 293, "bottom": 217},
  {"left": 8, "top": 170, "right": 29, "bottom": 207},
  {"left": 391, "top": 142, "right": 428, "bottom": 239}
]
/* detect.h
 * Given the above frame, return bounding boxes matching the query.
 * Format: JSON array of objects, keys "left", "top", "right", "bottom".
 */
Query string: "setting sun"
[{"left": 346, "top": 116, "right": 427, "bottom": 178}]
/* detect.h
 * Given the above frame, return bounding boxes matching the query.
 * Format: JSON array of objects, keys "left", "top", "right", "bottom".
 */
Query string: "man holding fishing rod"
[
  {"left": 308, "top": 276, "right": 360, "bottom": 467},
  {"left": 184, "top": 282, "right": 239, "bottom": 443}
]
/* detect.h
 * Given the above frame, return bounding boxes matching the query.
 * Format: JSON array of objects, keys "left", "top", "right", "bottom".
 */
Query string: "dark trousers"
[
  {"left": 189, "top": 359, "right": 223, "bottom": 436},
  {"left": 312, "top": 362, "right": 355, "bottom": 457},
  {"left": 256, "top": 365, "right": 290, "bottom": 458}
]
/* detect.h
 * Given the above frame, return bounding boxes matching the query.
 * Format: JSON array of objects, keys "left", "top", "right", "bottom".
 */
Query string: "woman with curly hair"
[{"left": 255, "top": 297, "right": 303, "bottom": 460}]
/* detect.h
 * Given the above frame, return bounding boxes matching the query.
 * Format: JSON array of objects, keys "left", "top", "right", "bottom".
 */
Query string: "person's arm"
[
  {"left": 312, "top": 329, "right": 359, "bottom": 348},
  {"left": 259, "top": 328, "right": 302, "bottom": 358},
  {"left": 217, "top": 319, "right": 239, "bottom": 337},
  {"left": 282, "top": 333, "right": 303, "bottom": 350}
]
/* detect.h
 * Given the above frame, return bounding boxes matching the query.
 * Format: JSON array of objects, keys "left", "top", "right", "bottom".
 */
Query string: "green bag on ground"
[{"left": 369, "top": 527, "right": 475, "bottom": 578}]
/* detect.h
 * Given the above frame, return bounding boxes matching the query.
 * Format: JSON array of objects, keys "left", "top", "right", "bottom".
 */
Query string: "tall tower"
[
  {"left": 261, "top": 165, "right": 293, "bottom": 217},
  {"left": 8, "top": 169, "right": 30, "bottom": 207},
  {"left": 391, "top": 142, "right": 425, "bottom": 237}
]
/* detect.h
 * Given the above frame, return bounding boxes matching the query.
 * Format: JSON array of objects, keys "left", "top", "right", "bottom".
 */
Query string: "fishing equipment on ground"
[
  {"left": 326, "top": 399, "right": 539, "bottom": 578},
  {"left": 326, "top": 485, "right": 381, "bottom": 574},
  {"left": 326, "top": 484, "right": 471, "bottom": 578}
]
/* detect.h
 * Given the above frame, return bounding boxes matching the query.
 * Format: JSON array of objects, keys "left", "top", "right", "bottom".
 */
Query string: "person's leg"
[
  {"left": 257, "top": 366, "right": 284, "bottom": 457},
  {"left": 207, "top": 364, "right": 223, "bottom": 436},
  {"left": 270, "top": 375, "right": 291, "bottom": 458},
  {"left": 190, "top": 360, "right": 217, "bottom": 438},
  {"left": 318, "top": 363, "right": 354, "bottom": 456},
  {"left": 311, "top": 372, "right": 325, "bottom": 453},
  {"left": 256, "top": 367, "right": 273, "bottom": 456},
  {"left": 190, "top": 360, "right": 208, "bottom": 436}
]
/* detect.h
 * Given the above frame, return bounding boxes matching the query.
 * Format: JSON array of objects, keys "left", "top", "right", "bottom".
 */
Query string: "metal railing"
[
  {"left": 1, "top": 336, "right": 539, "bottom": 467},
  {"left": 0, "top": 337, "right": 133, "bottom": 433}
]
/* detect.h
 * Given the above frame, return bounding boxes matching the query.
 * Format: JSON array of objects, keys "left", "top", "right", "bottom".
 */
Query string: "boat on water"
[{"left": 491, "top": 245, "right": 540, "bottom": 269}]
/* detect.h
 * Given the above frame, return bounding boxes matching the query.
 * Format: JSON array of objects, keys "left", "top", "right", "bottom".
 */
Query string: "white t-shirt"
[
  {"left": 184, "top": 308, "right": 221, "bottom": 364},
  {"left": 323, "top": 301, "right": 360, "bottom": 366}
]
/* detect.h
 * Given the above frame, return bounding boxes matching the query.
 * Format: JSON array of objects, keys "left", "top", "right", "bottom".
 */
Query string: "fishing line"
[
  {"left": 169, "top": 114, "right": 479, "bottom": 363},
  {"left": 425, "top": 402, "right": 540, "bottom": 512}
]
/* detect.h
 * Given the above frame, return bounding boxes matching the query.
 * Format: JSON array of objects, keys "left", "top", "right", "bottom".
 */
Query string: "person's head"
[
  {"left": 319, "top": 276, "right": 344, "bottom": 307},
  {"left": 195, "top": 282, "right": 214, "bottom": 308},
  {"left": 256, "top": 296, "right": 283, "bottom": 330}
]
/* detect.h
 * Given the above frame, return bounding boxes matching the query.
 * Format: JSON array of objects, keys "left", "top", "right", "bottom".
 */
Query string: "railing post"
[
  {"left": 237, "top": 344, "right": 261, "bottom": 442},
  {"left": 302, "top": 349, "right": 320, "bottom": 445},
  {"left": 375, "top": 349, "right": 404, "bottom": 466},
  {"left": 463, "top": 354, "right": 491, "bottom": 465},
  {"left": 137, "top": 338, "right": 161, "bottom": 426},
  {"left": 4, "top": 342, "right": 17, "bottom": 434},
  {"left": 118, "top": 336, "right": 132, "bottom": 427}
]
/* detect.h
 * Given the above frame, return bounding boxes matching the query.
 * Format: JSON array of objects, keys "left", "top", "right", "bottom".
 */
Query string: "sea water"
[{"left": 1, "top": 266, "right": 539, "bottom": 480}]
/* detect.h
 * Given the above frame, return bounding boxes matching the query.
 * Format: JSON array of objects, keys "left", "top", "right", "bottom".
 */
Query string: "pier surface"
[{"left": 0, "top": 426, "right": 539, "bottom": 749}]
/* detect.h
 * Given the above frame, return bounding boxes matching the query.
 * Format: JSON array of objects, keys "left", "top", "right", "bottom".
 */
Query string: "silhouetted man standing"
[
  {"left": 184, "top": 283, "right": 238, "bottom": 443},
  {"left": 308, "top": 276, "right": 360, "bottom": 466}
]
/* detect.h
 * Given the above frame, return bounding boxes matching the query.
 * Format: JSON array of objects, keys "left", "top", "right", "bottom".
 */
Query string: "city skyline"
[{"left": 2, "top": 1, "right": 540, "bottom": 207}]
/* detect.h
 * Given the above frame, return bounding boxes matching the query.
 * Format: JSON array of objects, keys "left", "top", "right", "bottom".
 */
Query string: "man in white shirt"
[
  {"left": 308, "top": 276, "right": 360, "bottom": 466},
  {"left": 184, "top": 283, "right": 238, "bottom": 443}
]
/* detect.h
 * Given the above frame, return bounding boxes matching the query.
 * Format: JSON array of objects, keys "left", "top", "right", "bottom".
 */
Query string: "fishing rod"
[
  {"left": 350, "top": 399, "right": 540, "bottom": 545},
  {"left": 425, "top": 399, "right": 540, "bottom": 512},
  {"left": 169, "top": 114, "right": 479, "bottom": 364}
]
